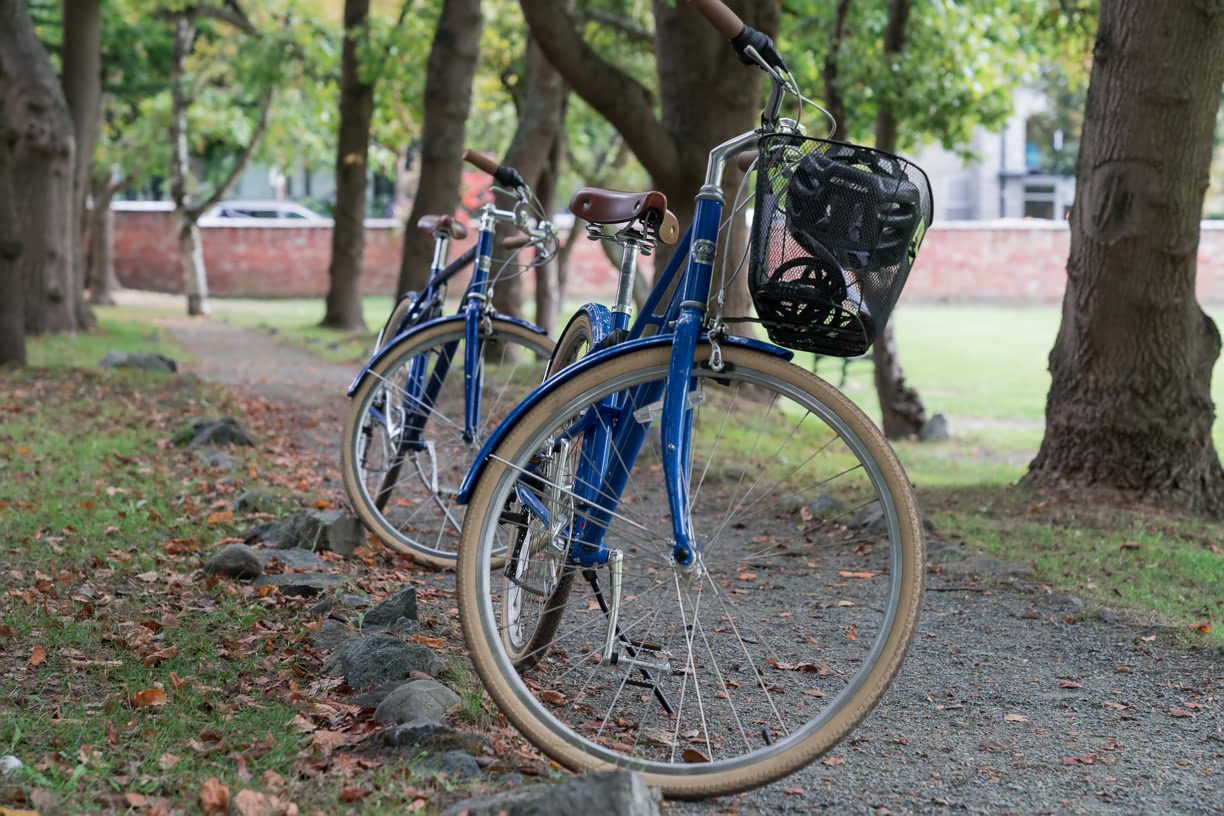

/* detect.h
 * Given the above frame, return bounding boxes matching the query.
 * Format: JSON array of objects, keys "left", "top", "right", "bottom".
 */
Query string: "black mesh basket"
[{"left": 748, "top": 134, "right": 933, "bottom": 356}]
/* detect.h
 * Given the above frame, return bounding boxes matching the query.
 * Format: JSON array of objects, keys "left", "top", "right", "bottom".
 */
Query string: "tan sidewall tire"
[
  {"left": 341, "top": 319, "right": 554, "bottom": 569},
  {"left": 457, "top": 344, "right": 924, "bottom": 798}
]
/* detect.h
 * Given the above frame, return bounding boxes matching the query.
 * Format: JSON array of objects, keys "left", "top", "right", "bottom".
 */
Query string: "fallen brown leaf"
[
  {"left": 29, "top": 645, "right": 47, "bottom": 666},
  {"left": 783, "top": 786, "right": 805, "bottom": 795},
  {"left": 1004, "top": 713, "right": 1029, "bottom": 723},
  {"left": 130, "top": 688, "right": 168, "bottom": 708},
  {"left": 232, "top": 789, "right": 299, "bottom": 816},
  {"left": 838, "top": 571, "right": 876, "bottom": 579},
  {"left": 539, "top": 689, "right": 567, "bottom": 707},
  {"left": 1057, "top": 678, "right": 1082, "bottom": 689},
  {"left": 681, "top": 748, "right": 711, "bottom": 763},
  {"left": 821, "top": 756, "right": 845, "bottom": 767},
  {"left": 199, "top": 778, "right": 230, "bottom": 814}
]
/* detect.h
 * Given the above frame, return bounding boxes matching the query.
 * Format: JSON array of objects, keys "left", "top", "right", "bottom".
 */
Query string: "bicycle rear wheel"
[
  {"left": 341, "top": 318, "right": 553, "bottom": 568},
  {"left": 456, "top": 343, "right": 923, "bottom": 797}
]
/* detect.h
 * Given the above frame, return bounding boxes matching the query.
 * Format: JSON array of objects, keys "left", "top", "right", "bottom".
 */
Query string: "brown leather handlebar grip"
[
  {"left": 690, "top": 0, "right": 744, "bottom": 39},
  {"left": 462, "top": 149, "right": 501, "bottom": 177},
  {"left": 736, "top": 151, "right": 758, "bottom": 172}
]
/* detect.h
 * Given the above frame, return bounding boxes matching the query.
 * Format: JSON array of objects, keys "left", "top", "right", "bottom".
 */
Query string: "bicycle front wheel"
[
  {"left": 456, "top": 343, "right": 923, "bottom": 797},
  {"left": 341, "top": 318, "right": 553, "bottom": 567}
]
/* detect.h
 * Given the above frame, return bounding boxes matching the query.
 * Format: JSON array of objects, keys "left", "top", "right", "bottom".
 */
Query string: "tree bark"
[
  {"left": 492, "top": 38, "right": 567, "bottom": 323},
  {"left": 521, "top": 0, "right": 776, "bottom": 318},
  {"left": 62, "top": 0, "right": 100, "bottom": 330},
  {"left": 870, "top": 0, "right": 927, "bottom": 440},
  {"left": 0, "top": 52, "right": 25, "bottom": 366},
  {"left": 87, "top": 171, "right": 119, "bottom": 305},
  {"left": 0, "top": 0, "right": 78, "bottom": 335},
  {"left": 1025, "top": 0, "right": 1224, "bottom": 515},
  {"left": 532, "top": 128, "right": 563, "bottom": 334},
  {"left": 397, "top": 0, "right": 482, "bottom": 294},
  {"left": 821, "top": 0, "right": 852, "bottom": 142},
  {"left": 322, "top": 0, "right": 375, "bottom": 330}
]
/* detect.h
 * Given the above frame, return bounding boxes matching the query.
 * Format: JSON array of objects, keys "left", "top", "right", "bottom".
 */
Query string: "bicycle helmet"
[{"left": 784, "top": 144, "right": 925, "bottom": 272}]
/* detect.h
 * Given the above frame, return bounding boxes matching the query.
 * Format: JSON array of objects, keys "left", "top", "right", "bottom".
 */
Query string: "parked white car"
[{"left": 199, "top": 200, "right": 331, "bottom": 225}]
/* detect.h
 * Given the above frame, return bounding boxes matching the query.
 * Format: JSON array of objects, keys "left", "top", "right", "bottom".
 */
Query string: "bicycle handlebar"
[{"left": 462, "top": 149, "right": 526, "bottom": 190}]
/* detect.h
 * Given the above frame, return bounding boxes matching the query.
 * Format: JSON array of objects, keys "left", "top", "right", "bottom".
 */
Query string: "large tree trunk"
[
  {"left": 532, "top": 129, "right": 563, "bottom": 334},
  {"left": 397, "top": 0, "right": 482, "bottom": 294},
  {"left": 822, "top": 0, "right": 852, "bottom": 142},
  {"left": 492, "top": 38, "right": 567, "bottom": 322},
  {"left": 0, "top": 0, "right": 78, "bottom": 335},
  {"left": 521, "top": 0, "right": 775, "bottom": 321},
  {"left": 87, "top": 171, "right": 120, "bottom": 305},
  {"left": 0, "top": 53, "right": 24, "bottom": 366},
  {"left": 870, "top": 0, "right": 927, "bottom": 440},
  {"left": 62, "top": 0, "right": 100, "bottom": 330},
  {"left": 322, "top": 0, "right": 374, "bottom": 330},
  {"left": 1025, "top": 0, "right": 1224, "bottom": 515}
]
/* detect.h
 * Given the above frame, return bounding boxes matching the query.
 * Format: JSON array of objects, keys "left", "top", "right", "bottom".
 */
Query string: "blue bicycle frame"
[
  {"left": 347, "top": 202, "right": 548, "bottom": 447},
  {"left": 464, "top": 128, "right": 774, "bottom": 571}
]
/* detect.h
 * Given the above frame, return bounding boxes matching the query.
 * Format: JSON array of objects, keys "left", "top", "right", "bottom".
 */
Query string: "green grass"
[{"left": 27, "top": 317, "right": 184, "bottom": 369}]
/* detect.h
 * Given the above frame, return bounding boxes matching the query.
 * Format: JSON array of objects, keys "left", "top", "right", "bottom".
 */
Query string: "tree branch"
[
  {"left": 822, "top": 0, "right": 851, "bottom": 140},
  {"left": 186, "top": 87, "right": 273, "bottom": 220},
  {"left": 519, "top": 0, "right": 680, "bottom": 187},
  {"left": 579, "top": 9, "right": 654, "bottom": 44},
  {"left": 193, "top": 1, "right": 258, "bottom": 36}
]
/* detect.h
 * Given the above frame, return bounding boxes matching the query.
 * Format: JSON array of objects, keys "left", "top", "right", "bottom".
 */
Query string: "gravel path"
[{"left": 165, "top": 319, "right": 1223, "bottom": 816}]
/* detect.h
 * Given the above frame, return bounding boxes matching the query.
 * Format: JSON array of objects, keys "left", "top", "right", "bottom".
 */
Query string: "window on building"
[{"left": 1023, "top": 183, "right": 1057, "bottom": 219}]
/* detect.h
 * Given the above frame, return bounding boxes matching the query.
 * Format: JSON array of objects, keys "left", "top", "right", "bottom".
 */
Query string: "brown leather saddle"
[
  {"left": 568, "top": 188, "right": 680, "bottom": 245},
  {"left": 417, "top": 214, "right": 467, "bottom": 240}
]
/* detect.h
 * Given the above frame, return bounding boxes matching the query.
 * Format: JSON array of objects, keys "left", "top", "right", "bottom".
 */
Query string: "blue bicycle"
[
  {"left": 340, "top": 151, "right": 578, "bottom": 568},
  {"left": 454, "top": 0, "right": 932, "bottom": 797}
]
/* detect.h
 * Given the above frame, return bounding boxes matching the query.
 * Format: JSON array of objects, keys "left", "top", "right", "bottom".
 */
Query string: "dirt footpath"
[{"left": 166, "top": 318, "right": 1223, "bottom": 816}]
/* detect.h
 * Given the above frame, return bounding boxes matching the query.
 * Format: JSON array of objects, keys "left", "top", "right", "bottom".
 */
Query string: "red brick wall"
[{"left": 112, "top": 210, "right": 1224, "bottom": 303}]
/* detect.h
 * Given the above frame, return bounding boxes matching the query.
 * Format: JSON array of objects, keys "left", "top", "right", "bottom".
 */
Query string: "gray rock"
[
  {"left": 204, "top": 543, "right": 263, "bottom": 579},
  {"left": 499, "top": 773, "right": 525, "bottom": 787},
  {"left": 341, "top": 634, "right": 447, "bottom": 690},
  {"left": 252, "top": 572, "right": 346, "bottom": 597},
  {"left": 848, "top": 501, "right": 888, "bottom": 535},
  {"left": 99, "top": 351, "right": 178, "bottom": 373},
  {"left": 230, "top": 490, "right": 269, "bottom": 513},
  {"left": 175, "top": 417, "right": 257, "bottom": 447},
  {"left": 942, "top": 556, "right": 1033, "bottom": 578},
  {"left": 416, "top": 750, "right": 482, "bottom": 780},
  {"left": 445, "top": 770, "right": 661, "bottom": 816},
  {"left": 382, "top": 719, "right": 486, "bottom": 755},
  {"left": 807, "top": 494, "right": 845, "bottom": 517},
  {"left": 247, "top": 510, "right": 365, "bottom": 556},
  {"left": 1096, "top": 607, "right": 1124, "bottom": 624},
  {"left": 922, "top": 515, "right": 938, "bottom": 534},
  {"left": 311, "top": 619, "right": 363, "bottom": 653},
  {"left": 193, "top": 448, "right": 238, "bottom": 470},
  {"left": 262, "top": 548, "right": 324, "bottom": 571},
  {"left": 363, "top": 587, "right": 418, "bottom": 630},
  {"left": 373, "top": 679, "right": 461, "bottom": 726},
  {"left": 1044, "top": 594, "right": 1086, "bottom": 613},
  {"left": 920, "top": 412, "right": 950, "bottom": 441},
  {"left": 352, "top": 682, "right": 404, "bottom": 711},
  {"left": 309, "top": 592, "right": 369, "bottom": 618}
]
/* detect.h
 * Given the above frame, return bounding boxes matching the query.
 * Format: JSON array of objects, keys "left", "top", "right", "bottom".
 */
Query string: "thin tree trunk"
[
  {"left": 532, "top": 129, "right": 563, "bottom": 334},
  {"left": 1025, "top": 0, "right": 1224, "bottom": 514},
  {"left": 322, "top": 0, "right": 374, "bottom": 330},
  {"left": 62, "top": 0, "right": 100, "bottom": 330},
  {"left": 822, "top": 0, "right": 851, "bottom": 142},
  {"left": 167, "top": 14, "right": 207, "bottom": 315},
  {"left": 870, "top": 0, "right": 927, "bottom": 440},
  {"left": 0, "top": 0, "right": 78, "bottom": 335},
  {"left": 397, "top": 0, "right": 482, "bottom": 294},
  {"left": 88, "top": 171, "right": 119, "bottom": 305},
  {"left": 0, "top": 52, "right": 24, "bottom": 366},
  {"left": 166, "top": 10, "right": 268, "bottom": 317}
]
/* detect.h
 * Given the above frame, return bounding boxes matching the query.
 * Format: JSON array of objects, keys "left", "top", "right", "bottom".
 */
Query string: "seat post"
[
  {"left": 612, "top": 240, "right": 640, "bottom": 319},
  {"left": 430, "top": 232, "right": 451, "bottom": 272}
]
